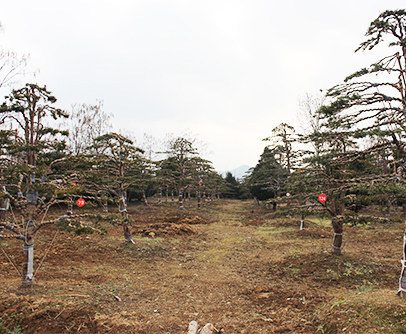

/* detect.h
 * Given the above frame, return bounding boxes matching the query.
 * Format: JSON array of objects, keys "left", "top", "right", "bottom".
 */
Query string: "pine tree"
[
  {"left": 247, "top": 147, "right": 286, "bottom": 201},
  {"left": 0, "top": 84, "right": 89, "bottom": 284}
]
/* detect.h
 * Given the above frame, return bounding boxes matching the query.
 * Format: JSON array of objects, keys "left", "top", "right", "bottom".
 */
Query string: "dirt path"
[{"left": 1, "top": 199, "right": 406, "bottom": 333}]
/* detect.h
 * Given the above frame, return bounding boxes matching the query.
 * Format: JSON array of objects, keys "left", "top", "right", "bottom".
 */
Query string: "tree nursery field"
[{"left": 1, "top": 199, "right": 406, "bottom": 334}]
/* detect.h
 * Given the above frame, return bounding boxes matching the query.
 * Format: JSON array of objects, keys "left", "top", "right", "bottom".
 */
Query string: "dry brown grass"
[{"left": 1, "top": 199, "right": 406, "bottom": 333}]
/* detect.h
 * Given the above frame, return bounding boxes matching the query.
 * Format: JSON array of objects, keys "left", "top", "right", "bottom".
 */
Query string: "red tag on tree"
[
  {"left": 76, "top": 198, "right": 85, "bottom": 207},
  {"left": 72, "top": 182, "right": 76, "bottom": 186},
  {"left": 318, "top": 194, "right": 327, "bottom": 203}
]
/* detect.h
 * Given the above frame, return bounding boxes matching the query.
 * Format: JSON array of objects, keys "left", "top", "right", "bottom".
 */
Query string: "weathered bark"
[
  {"left": 331, "top": 215, "right": 344, "bottom": 255},
  {"left": 330, "top": 191, "right": 345, "bottom": 255},
  {"left": 203, "top": 191, "right": 206, "bottom": 207}
]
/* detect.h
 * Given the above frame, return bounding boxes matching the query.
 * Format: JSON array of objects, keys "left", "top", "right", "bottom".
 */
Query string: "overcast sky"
[{"left": 1, "top": 1, "right": 405, "bottom": 171}]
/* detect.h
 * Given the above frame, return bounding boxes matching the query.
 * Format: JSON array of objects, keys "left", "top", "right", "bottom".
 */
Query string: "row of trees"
[
  {"left": 245, "top": 10, "right": 406, "bottom": 294},
  {"left": 3, "top": 9, "right": 404, "bottom": 290},
  {"left": 0, "top": 83, "right": 236, "bottom": 283},
  {"left": 0, "top": 33, "right": 258, "bottom": 281}
]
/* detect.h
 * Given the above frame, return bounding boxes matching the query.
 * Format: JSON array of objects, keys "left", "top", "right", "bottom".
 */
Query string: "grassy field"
[{"left": 1, "top": 199, "right": 406, "bottom": 333}]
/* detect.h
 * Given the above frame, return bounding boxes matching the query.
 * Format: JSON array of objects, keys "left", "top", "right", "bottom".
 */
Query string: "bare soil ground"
[{"left": 1, "top": 199, "right": 406, "bottom": 333}]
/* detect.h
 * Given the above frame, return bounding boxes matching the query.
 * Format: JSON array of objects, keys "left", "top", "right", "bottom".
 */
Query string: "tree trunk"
[
  {"left": 197, "top": 191, "right": 201, "bottom": 210},
  {"left": 300, "top": 213, "right": 305, "bottom": 230},
  {"left": 22, "top": 219, "right": 36, "bottom": 284},
  {"left": 0, "top": 198, "right": 8, "bottom": 220},
  {"left": 123, "top": 222, "right": 134, "bottom": 243},
  {"left": 119, "top": 194, "right": 127, "bottom": 216},
  {"left": 178, "top": 189, "right": 184, "bottom": 210},
  {"left": 21, "top": 189, "right": 37, "bottom": 284},
  {"left": 331, "top": 215, "right": 344, "bottom": 255},
  {"left": 0, "top": 186, "right": 8, "bottom": 220},
  {"left": 330, "top": 191, "right": 345, "bottom": 254},
  {"left": 158, "top": 186, "right": 162, "bottom": 204},
  {"left": 22, "top": 242, "right": 34, "bottom": 284},
  {"left": 386, "top": 198, "right": 391, "bottom": 218},
  {"left": 142, "top": 191, "right": 148, "bottom": 205},
  {"left": 398, "top": 226, "right": 406, "bottom": 297},
  {"left": 119, "top": 193, "right": 134, "bottom": 244},
  {"left": 67, "top": 202, "right": 73, "bottom": 216}
]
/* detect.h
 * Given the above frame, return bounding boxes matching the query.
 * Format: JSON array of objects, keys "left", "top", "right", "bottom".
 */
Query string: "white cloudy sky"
[{"left": 1, "top": 1, "right": 405, "bottom": 171}]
